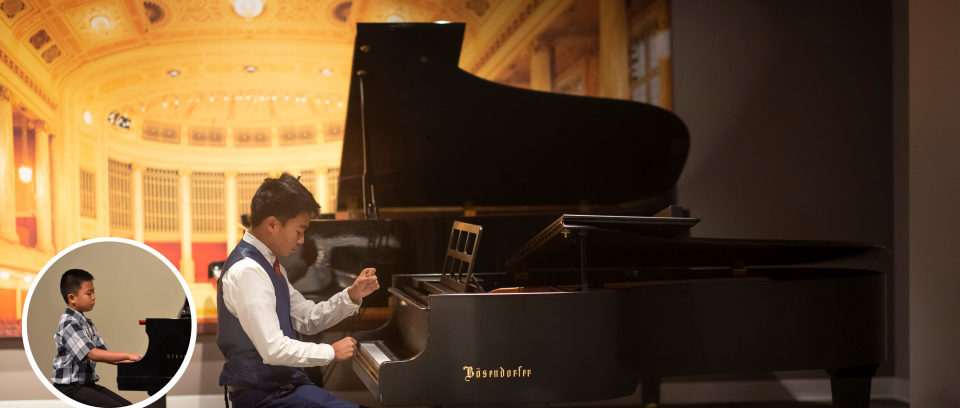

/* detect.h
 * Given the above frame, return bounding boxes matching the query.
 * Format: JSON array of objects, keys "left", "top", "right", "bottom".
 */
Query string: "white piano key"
[{"left": 360, "top": 342, "right": 392, "bottom": 366}]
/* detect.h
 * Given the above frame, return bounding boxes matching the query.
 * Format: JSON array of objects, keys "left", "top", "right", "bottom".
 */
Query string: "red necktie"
[{"left": 273, "top": 259, "right": 283, "bottom": 279}]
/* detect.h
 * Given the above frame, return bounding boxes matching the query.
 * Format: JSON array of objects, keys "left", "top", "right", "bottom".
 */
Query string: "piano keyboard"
[{"left": 355, "top": 341, "right": 396, "bottom": 382}]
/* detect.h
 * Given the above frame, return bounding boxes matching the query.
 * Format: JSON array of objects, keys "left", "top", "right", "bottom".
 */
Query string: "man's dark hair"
[
  {"left": 250, "top": 172, "right": 320, "bottom": 227},
  {"left": 60, "top": 269, "right": 94, "bottom": 303}
]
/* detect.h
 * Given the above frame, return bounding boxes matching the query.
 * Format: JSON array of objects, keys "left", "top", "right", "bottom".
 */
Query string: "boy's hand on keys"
[
  {"left": 118, "top": 353, "right": 143, "bottom": 363},
  {"left": 347, "top": 268, "right": 379, "bottom": 303},
  {"left": 332, "top": 337, "right": 357, "bottom": 361}
]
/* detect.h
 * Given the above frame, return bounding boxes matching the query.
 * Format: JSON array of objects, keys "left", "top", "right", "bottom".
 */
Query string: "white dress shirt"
[{"left": 221, "top": 231, "right": 361, "bottom": 367}]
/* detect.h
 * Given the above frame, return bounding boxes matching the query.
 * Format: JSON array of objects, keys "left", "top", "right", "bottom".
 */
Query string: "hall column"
[
  {"left": 530, "top": 35, "right": 553, "bottom": 92},
  {"left": 179, "top": 168, "right": 194, "bottom": 279},
  {"left": 0, "top": 87, "right": 18, "bottom": 243},
  {"left": 224, "top": 170, "right": 238, "bottom": 254},
  {"left": 33, "top": 120, "right": 54, "bottom": 253},
  {"left": 315, "top": 166, "right": 328, "bottom": 212},
  {"left": 599, "top": 0, "right": 630, "bottom": 100},
  {"left": 132, "top": 163, "right": 144, "bottom": 242}
]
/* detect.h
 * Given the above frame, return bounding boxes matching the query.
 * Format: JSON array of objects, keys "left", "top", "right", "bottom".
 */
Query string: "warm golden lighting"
[
  {"left": 90, "top": 16, "right": 111, "bottom": 30},
  {"left": 0, "top": 0, "right": 644, "bottom": 332},
  {"left": 233, "top": 0, "right": 264, "bottom": 19},
  {"left": 18, "top": 166, "right": 32, "bottom": 183}
]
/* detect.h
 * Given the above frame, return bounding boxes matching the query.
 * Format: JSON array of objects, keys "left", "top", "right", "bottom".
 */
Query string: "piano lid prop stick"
[{"left": 358, "top": 70, "right": 378, "bottom": 220}]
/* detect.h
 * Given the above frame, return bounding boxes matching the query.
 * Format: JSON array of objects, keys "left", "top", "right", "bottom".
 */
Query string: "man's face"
[
  {"left": 70, "top": 281, "right": 96, "bottom": 312},
  {"left": 273, "top": 212, "right": 311, "bottom": 257}
]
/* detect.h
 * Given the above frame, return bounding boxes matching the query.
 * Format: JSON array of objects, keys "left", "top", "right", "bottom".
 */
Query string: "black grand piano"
[
  {"left": 117, "top": 298, "right": 192, "bottom": 407},
  {"left": 284, "top": 23, "right": 887, "bottom": 408}
]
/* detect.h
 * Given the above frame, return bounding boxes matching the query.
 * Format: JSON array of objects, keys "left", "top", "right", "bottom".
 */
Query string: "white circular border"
[{"left": 21, "top": 237, "right": 198, "bottom": 408}]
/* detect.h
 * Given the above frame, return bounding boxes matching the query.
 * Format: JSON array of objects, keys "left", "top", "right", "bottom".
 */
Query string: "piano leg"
[
  {"left": 641, "top": 378, "right": 661, "bottom": 408},
  {"left": 827, "top": 365, "right": 878, "bottom": 408}
]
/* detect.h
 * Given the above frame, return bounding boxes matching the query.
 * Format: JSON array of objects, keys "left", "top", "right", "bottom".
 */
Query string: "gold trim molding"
[
  {"left": 0, "top": 46, "right": 59, "bottom": 109},
  {"left": 469, "top": 0, "right": 545, "bottom": 74}
]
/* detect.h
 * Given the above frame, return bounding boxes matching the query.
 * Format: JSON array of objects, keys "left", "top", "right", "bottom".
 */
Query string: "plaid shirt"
[{"left": 51, "top": 306, "right": 109, "bottom": 384}]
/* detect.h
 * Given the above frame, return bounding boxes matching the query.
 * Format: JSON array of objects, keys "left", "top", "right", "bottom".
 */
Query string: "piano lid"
[{"left": 338, "top": 23, "right": 689, "bottom": 211}]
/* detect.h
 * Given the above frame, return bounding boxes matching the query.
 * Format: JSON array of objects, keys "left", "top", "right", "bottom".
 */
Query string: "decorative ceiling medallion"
[
  {"left": 66, "top": 4, "right": 130, "bottom": 40},
  {"left": 144, "top": 1, "right": 165, "bottom": 24},
  {"left": 41, "top": 45, "right": 61, "bottom": 63},
  {"left": 232, "top": 0, "right": 265, "bottom": 19},
  {"left": 29, "top": 30, "right": 50, "bottom": 50},
  {"left": 90, "top": 16, "right": 110, "bottom": 30},
  {"left": 235, "top": 128, "right": 271, "bottom": 147},
  {"left": 143, "top": 121, "right": 180, "bottom": 144},
  {"left": 465, "top": 0, "right": 490, "bottom": 17},
  {"left": 332, "top": 1, "right": 350, "bottom": 23},
  {"left": 1, "top": 0, "right": 24, "bottom": 19},
  {"left": 189, "top": 127, "right": 226, "bottom": 146},
  {"left": 279, "top": 125, "right": 316, "bottom": 146},
  {"left": 323, "top": 122, "right": 343, "bottom": 142}
]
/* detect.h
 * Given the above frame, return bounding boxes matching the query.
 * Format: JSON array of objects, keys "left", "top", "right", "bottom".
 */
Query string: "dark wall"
[
  {"left": 670, "top": 0, "right": 896, "bottom": 375},
  {"left": 908, "top": 0, "right": 960, "bottom": 404}
]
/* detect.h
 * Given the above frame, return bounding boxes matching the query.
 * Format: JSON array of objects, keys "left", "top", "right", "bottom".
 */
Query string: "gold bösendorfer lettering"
[{"left": 461, "top": 365, "right": 532, "bottom": 382}]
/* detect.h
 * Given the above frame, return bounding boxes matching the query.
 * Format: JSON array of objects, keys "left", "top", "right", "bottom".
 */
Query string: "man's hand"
[
  {"left": 347, "top": 268, "right": 379, "bottom": 304},
  {"left": 332, "top": 337, "right": 357, "bottom": 361}
]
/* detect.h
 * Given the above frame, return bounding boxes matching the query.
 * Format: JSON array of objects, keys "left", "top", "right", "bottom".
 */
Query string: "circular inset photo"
[{"left": 22, "top": 238, "right": 197, "bottom": 408}]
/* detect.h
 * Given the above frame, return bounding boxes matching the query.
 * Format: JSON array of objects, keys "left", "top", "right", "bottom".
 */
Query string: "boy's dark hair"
[
  {"left": 250, "top": 172, "right": 320, "bottom": 227},
  {"left": 60, "top": 269, "right": 94, "bottom": 303}
]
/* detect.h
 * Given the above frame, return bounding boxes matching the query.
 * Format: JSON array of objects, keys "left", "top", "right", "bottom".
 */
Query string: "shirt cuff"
[
  {"left": 76, "top": 342, "right": 96, "bottom": 362},
  {"left": 342, "top": 287, "right": 362, "bottom": 307},
  {"left": 320, "top": 343, "right": 336, "bottom": 363}
]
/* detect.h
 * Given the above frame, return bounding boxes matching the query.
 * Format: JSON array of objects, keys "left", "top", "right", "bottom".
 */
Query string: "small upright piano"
[{"left": 117, "top": 298, "right": 192, "bottom": 406}]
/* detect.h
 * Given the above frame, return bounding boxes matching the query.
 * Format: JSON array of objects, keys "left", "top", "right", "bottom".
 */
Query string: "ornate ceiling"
[{"left": 0, "top": 0, "right": 516, "bottom": 126}]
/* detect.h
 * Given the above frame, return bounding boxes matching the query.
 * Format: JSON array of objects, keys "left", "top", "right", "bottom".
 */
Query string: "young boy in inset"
[
  {"left": 218, "top": 173, "right": 379, "bottom": 408},
  {"left": 52, "top": 269, "right": 142, "bottom": 407}
]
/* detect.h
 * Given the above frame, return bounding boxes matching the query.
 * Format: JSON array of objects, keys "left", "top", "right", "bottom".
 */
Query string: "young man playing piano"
[{"left": 217, "top": 173, "right": 379, "bottom": 408}]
